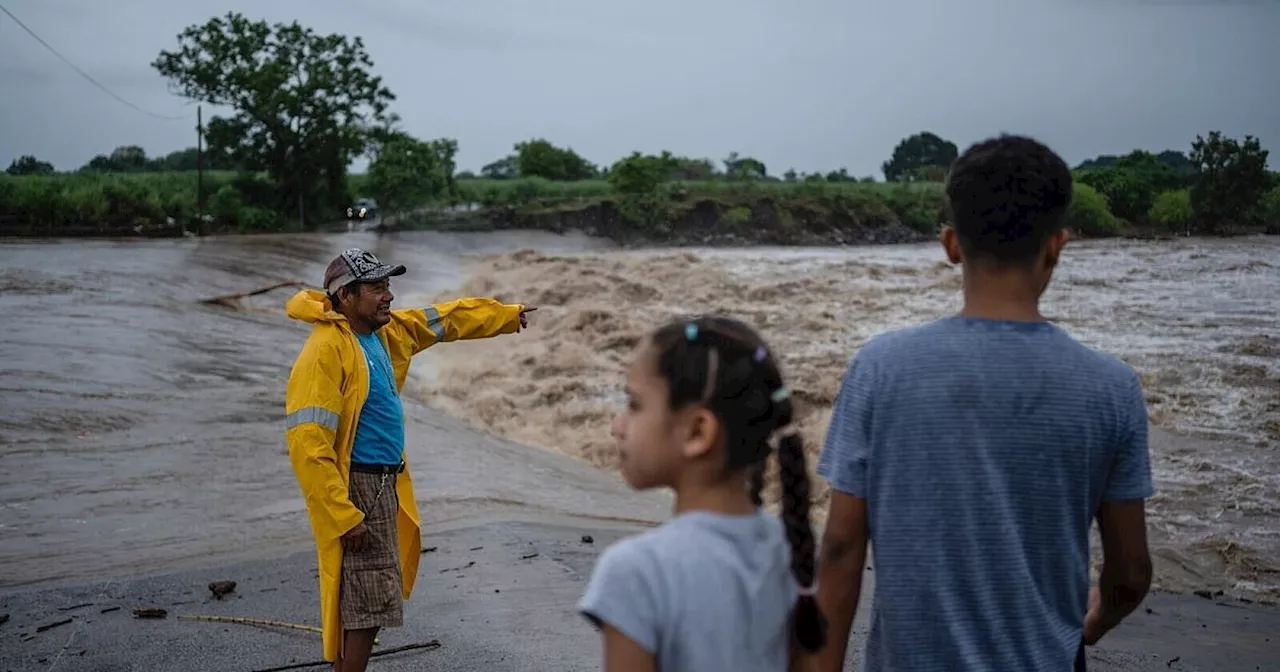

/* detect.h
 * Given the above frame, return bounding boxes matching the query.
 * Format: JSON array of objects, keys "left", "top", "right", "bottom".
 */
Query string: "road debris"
[
  {"left": 209, "top": 580, "right": 237, "bottom": 599},
  {"left": 36, "top": 618, "right": 73, "bottom": 632},
  {"left": 133, "top": 607, "right": 168, "bottom": 619}
]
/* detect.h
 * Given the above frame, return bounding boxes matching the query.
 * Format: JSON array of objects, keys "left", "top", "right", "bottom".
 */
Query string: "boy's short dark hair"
[{"left": 944, "top": 134, "right": 1073, "bottom": 267}]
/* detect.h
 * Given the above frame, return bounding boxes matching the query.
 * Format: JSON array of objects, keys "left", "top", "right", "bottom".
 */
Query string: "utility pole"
[
  {"left": 297, "top": 171, "right": 306, "bottom": 229},
  {"left": 196, "top": 104, "right": 205, "bottom": 235}
]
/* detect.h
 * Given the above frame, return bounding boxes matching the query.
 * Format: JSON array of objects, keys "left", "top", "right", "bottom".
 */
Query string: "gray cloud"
[{"left": 1, "top": 0, "right": 1276, "bottom": 175}]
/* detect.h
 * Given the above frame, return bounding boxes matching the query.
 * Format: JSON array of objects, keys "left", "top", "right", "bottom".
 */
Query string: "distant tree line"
[
  {"left": 3, "top": 11, "right": 1277, "bottom": 237},
  {"left": 5, "top": 145, "right": 241, "bottom": 176},
  {"left": 7, "top": 129, "right": 1277, "bottom": 238}
]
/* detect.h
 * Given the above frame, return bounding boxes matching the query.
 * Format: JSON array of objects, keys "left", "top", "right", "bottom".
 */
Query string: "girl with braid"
[{"left": 578, "top": 316, "right": 827, "bottom": 672}]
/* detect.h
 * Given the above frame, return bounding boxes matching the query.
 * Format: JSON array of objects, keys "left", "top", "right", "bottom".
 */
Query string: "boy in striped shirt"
[{"left": 812, "top": 135, "right": 1155, "bottom": 671}]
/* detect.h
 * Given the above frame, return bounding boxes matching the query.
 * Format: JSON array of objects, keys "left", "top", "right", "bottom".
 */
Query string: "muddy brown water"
[
  {"left": 417, "top": 236, "right": 1280, "bottom": 601},
  {"left": 0, "top": 230, "right": 623, "bottom": 589},
  {"left": 1, "top": 232, "right": 1277, "bottom": 601}
]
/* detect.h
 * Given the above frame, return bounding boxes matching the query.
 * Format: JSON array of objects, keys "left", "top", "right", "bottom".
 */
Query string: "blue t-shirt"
[
  {"left": 818, "top": 316, "right": 1154, "bottom": 672},
  {"left": 351, "top": 330, "right": 405, "bottom": 466}
]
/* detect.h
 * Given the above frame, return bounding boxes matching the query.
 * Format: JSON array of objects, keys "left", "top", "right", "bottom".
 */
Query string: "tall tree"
[
  {"left": 722, "top": 151, "right": 767, "bottom": 180},
  {"left": 366, "top": 133, "right": 459, "bottom": 218},
  {"left": 5, "top": 155, "right": 55, "bottom": 175},
  {"left": 152, "top": 12, "right": 395, "bottom": 226},
  {"left": 108, "top": 145, "right": 150, "bottom": 171},
  {"left": 882, "top": 132, "right": 958, "bottom": 182},
  {"left": 481, "top": 155, "right": 518, "bottom": 180},
  {"left": 1188, "top": 131, "right": 1270, "bottom": 233},
  {"left": 513, "top": 139, "right": 597, "bottom": 180}
]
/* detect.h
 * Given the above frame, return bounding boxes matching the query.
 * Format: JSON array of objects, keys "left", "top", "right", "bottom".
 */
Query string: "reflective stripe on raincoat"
[{"left": 283, "top": 289, "right": 524, "bottom": 661}]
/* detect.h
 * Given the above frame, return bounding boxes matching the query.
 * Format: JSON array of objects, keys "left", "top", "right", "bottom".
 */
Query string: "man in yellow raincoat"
[{"left": 284, "top": 247, "right": 534, "bottom": 671}]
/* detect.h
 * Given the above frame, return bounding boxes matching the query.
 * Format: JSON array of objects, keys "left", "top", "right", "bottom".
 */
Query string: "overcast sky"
[{"left": 1, "top": 0, "right": 1276, "bottom": 176}]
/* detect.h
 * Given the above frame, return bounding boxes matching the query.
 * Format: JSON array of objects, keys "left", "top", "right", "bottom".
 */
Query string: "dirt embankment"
[
  {"left": 413, "top": 200, "right": 1271, "bottom": 248},
  {"left": 424, "top": 198, "right": 933, "bottom": 247}
]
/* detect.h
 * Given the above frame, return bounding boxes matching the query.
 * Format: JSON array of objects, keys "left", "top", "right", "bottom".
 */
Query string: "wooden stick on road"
[
  {"left": 177, "top": 614, "right": 381, "bottom": 644},
  {"left": 177, "top": 614, "right": 321, "bottom": 634}
]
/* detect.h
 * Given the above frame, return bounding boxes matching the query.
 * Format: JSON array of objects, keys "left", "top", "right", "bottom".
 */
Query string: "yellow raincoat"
[{"left": 283, "top": 289, "right": 524, "bottom": 662}]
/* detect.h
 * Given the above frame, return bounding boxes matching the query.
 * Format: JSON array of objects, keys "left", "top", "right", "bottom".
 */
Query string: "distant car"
[{"left": 346, "top": 198, "right": 378, "bottom": 221}]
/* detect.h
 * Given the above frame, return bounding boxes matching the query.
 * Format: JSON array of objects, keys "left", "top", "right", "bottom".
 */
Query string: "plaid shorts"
[{"left": 340, "top": 470, "right": 404, "bottom": 630}]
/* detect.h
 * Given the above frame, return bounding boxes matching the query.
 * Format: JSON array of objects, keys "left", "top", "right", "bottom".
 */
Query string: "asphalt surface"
[{"left": 2, "top": 519, "right": 1277, "bottom": 672}]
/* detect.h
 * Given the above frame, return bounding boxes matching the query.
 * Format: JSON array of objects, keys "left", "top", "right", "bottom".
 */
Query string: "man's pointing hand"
[{"left": 519, "top": 305, "right": 537, "bottom": 330}]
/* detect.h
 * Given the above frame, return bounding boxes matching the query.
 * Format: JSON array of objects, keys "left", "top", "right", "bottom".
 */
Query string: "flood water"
[
  {"left": 1, "top": 231, "right": 1277, "bottom": 601},
  {"left": 419, "top": 235, "right": 1280, "bottom": 600},
  {"left": 0, "top": 229, "right": 624, "bottom": 589}
]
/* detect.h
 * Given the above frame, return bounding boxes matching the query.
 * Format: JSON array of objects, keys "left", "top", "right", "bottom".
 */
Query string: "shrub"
[
  {"left": 884, "top": 183, "right": 946, "bottom": 235},
  {"left": 1149, "top": 189, "right": 1193, "bottom": 233},
  {"left": 1076, "top": 167, "right": 1153, "bottom": 223},
  {"left": 1260, "top": 185, "right": 1280, "bottom": 234},
  {"left": 608, "top": 153, "right": 668, "bottom": 195},
  {"left": 1066, "top": 183, "right": 1120, "bottom": 237},
  {"left": 723, "top": 205, "right": 752, "bottom": 225}
]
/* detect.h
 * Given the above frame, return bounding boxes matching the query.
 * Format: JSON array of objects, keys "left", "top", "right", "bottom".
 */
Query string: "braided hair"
[{"left": 648, "top": 316, "right": 828, "bottom": 653}]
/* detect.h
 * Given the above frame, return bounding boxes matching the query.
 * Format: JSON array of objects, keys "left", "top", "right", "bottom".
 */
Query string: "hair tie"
[
  {"left": 770, "top": 387, "right": 792, "bottom": 403},
  {"left": 798, "top": 584, "right": 816, "bottom": 597},
  {"left": 685, "top": 323, "right": 698, "bottom": 341},
  {"left": 753, "top": 345, "right": 768, "bottom": 362}
]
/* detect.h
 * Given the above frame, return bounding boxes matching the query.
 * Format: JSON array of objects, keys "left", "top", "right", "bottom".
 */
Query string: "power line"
[{"left": 0, "top": 2, "right": 191, "bottom": 121}]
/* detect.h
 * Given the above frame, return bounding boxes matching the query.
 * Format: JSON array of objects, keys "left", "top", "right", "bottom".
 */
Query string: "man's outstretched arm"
[{"left": 387, "top": 298, "right": 534, "bottom": 355}]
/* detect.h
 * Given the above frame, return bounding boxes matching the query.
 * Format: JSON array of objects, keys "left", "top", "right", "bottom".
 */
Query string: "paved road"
[{"left": 3, "top": 519, "right": 1277, "bottom": 672}]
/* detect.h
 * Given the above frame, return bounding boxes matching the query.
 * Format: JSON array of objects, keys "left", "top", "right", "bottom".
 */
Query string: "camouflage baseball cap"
[{"left": 323, "top": 248, "right": 406, "bottom": 294}]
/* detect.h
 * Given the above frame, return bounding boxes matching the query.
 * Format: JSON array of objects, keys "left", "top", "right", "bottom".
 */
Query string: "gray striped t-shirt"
[{"left": 818, "top": 315, "right": 1154, "bottom": 671}]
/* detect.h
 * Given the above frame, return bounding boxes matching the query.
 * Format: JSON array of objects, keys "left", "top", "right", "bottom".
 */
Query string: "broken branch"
[
  {"left": 178, "top": 614, "right": 320, "bottom": 634},
  {"left": 200, "top": 281, "right": 307, "bottom": 307},
  {"left": 178, "top": 614, "right": 379, "bottom": 644}
]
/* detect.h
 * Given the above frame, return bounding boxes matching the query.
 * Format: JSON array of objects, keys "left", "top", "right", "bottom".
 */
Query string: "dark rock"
[{"left": 208, "top": 580, "right": 237, "bottom": 600}]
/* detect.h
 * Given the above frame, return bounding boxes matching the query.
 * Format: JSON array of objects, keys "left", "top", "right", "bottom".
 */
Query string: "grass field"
[
  {"left": 450, "top": 176, "right": 943, "bottom": 207},
  {"left": 0, "top": 170, "right": 949, "bottom": 233},
  {"left": 1, "top": 171, "right": 1142, "bottom": 241}
]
